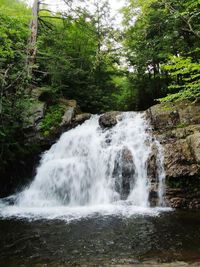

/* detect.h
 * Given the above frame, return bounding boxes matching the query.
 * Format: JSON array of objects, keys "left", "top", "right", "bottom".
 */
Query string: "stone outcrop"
[
  {"left": 0, "top": 87, "right": 91, "bottom": 198},
  {"left": 99, "top": 111, "right": 121, "bottom": 129},
  {"left": 23, "top": 92, "right": 91, "bottom": 147},
  {"left": 146, "top": 101, "right": 200, "bottom": 209}
]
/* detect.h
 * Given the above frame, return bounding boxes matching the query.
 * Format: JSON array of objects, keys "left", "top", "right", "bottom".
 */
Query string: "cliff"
[
  {"left": 0, "top": 88, "right": 91, "bottom": 198},
  {"left": 147, "top": 100, "right": 200, "bottom": 209}
]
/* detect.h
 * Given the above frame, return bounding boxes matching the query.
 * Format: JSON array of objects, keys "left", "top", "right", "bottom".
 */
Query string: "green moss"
[
  {"left": 40, "top": 104, "right": 66, "bottom": 136},
  {"left": 152, "top": 102, "right": 176, "bottom": 113},
  {"left": 176, "top": 123, "right": 188, "bottom": 129}
]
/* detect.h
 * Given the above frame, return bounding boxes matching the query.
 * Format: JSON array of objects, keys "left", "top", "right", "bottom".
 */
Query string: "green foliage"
[
  {"left": 40, "top": 104, "right": 66, "bottom": 136},
  {"left": 0, "top": 0, "right": 132, "bottom": 176},
  {"left": 0, "top": 0, "right": 30, "bottom": 172},
  {"left": 37, "top": 5, "right": 124, "bottom": 113},
  {"left": 123, "top": 0, "right": 200, "bottom": 109},
  {"left": 111, "top": 75, "right": 135, "bottom": 110},
  {"left": 159, "top": 55, "right": 200, "bottom": 102},
  {"left": 176, "top": 122, "right": 188, "bottom": 129}
]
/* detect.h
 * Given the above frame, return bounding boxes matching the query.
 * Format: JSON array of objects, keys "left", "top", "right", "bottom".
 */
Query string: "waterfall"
[{"left": 0, "top": 112, "right": 168, "bottom": 220}]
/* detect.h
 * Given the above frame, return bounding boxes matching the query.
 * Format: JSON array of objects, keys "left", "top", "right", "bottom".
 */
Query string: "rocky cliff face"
[
  {"left": 147, "top": 101, "right": 200, "bottom": 209},
  {"left": 0, "top": 88, "right": 91, "bottom": 198},
  {"left": 2, "top": 95, "right": 200, "bottom": 209}
]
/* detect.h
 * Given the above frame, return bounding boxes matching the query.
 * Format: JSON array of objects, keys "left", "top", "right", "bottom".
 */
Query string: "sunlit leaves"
[{"left": 160, "top": 55, "right": 200, "bottom": 102}]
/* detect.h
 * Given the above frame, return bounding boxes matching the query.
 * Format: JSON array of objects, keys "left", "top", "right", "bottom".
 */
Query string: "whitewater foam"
[{"left": 0, "top": 112, "right": 170, "bottom": 221}]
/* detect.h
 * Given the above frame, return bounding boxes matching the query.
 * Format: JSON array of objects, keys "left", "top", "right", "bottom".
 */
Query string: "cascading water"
[{"left": 0, "top": 112, "right": 168, "bottom": 220}]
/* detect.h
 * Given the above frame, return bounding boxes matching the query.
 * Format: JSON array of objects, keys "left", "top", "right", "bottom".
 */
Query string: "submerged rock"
[{"left": 99, "top": 111, "right": 121, "bottom": 129}]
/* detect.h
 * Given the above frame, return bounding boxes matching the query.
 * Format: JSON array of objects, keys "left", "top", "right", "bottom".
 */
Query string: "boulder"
[
  {"left": 61, "top": 107, "right": 76, "bottom": 127},
  {"left": 187, "top": 133, "right": 200, "bottom": 163},
  {"left": 147, "top": 143, "right": 158, "bottom": 183},
  {"left": 121, "top": 147, "right": 135, "bottom": 180},
  {"left": 23, "top": 101, "right": 46, "bottom": 131},
  {"left": 163, "top": 140, "right": 199, "bottom": 179},
  {"left": 113, "top": 147, "right": 135, "bottom": 199},
  {"left": 72, "top": 113, "right": 91, "bottom": 126},
  {"left": 146, "top": 103, "right": 180, "bottom": 130},
  {"left": 60, "top": 99, "right": 79, "bottom": 128},
  {"left": 99, "top": 111, "right": 121, "bottom": 129},
  {"left": 147, "top": 143, "right": 160, "bottom": 206},
  {"left": 147, "top": 100, "right": 200, "bottom": 131}
]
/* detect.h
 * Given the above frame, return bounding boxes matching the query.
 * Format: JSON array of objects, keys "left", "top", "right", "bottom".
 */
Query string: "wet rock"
[
  {"left": 113, "top": 147, "right": 135, "bottom": 199},
  {"left": 147, "top": 100, "right": 200, "bottom": 209},
  {"left": 121, "top": 147, "right": 135, "bottom": 180},
  {"left": 168, "top": 197, "right": 187, "bottom": 209},
  {"left": 165, "top": 184, "right": 200, "bottom": 209},
  {"left": 147, "top": 143, "right": 162, "bottom": 207},
  {"left": 147, "top": 143, "right": 158, "bottom": 183},
  {"left": 99, "top": 111, "right": 121, "bottom": 129},
  {"left": 61, "top": 107, "right": 76, "bottom": 127},
  {"left": 149, "top": 183, "right": 159, "bottom": 207},
  {"left": 72, "top": 113, "right": 91, "bottom": 126}
]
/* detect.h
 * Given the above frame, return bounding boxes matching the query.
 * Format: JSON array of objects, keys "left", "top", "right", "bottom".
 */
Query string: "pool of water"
[{"left": 1, "top": 210, "right": 200, "bottom": 266}]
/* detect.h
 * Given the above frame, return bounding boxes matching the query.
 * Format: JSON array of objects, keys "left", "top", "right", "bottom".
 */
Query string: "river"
[{"left": 1, "top": 211, "right": 200, "bottom": 266}]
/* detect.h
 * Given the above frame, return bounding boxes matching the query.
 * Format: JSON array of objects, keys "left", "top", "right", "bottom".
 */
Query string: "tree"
[
  {"left": 160, "top": 55, "right": 200, "bottom": 102},
  {"left": 36, "top": 1, "right": 123, "bottom": 112},
  {"left": 27, "top": 0, "right": 40, "bottom": 76},
  {"left": 0, "top": 0, "right": 30, "bottom": 172},
  {"left": 122, "top": 0, "right": 200, "bottom": 108}
]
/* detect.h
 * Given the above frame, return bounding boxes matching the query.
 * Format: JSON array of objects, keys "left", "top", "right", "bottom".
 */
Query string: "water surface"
[{"left": 1, "top": 211, "right": 200, "bottom": 266}]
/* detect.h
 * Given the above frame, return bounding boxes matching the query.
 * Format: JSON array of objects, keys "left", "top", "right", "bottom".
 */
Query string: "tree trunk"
[{"left": 27, "top": 0, "right": 39, "bottom": 77}]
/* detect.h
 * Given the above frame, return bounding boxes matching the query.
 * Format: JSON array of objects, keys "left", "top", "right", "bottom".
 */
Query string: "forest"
[{"left": 0, "top": 0, "right": 200, "bottom": 183}]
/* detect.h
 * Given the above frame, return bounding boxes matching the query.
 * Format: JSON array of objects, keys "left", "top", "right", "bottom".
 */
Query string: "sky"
[{"left": 27, "top": 0, "right": 125, "bottom": 26}]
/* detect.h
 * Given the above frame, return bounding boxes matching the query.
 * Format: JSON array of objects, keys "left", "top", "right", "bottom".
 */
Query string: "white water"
[{"left": 0, "top": 112, "right": 170, "bottom": 221}]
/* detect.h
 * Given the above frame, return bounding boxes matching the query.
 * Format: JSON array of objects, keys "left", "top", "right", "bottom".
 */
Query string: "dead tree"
[{"left": 27, "top": 0, "right": 40, "bottom": 77}]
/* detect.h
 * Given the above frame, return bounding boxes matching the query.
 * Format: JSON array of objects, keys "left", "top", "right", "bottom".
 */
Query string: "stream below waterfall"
[
  {"left": 1, "top": 212, "right": 200, "bottom": 266},
  {"left": 0, "top": 112, "right": 200, "bottom": 266}
]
